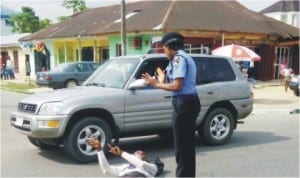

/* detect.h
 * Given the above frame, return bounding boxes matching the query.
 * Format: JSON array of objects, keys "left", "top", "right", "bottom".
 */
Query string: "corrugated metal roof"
[
  {"left": 0, "top": 33, "right": 30, "bottom": 47},
  {"left": 260, "top": 0, "right": 299, "bottom": 13},
  {"left": 20, "top": 0, "right": 299, "bottom": 41}
]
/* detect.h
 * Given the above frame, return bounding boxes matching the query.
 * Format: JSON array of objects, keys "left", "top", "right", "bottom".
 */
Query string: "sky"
[{"left": 1, "top": 0, "right": 279, "bottom": 22}]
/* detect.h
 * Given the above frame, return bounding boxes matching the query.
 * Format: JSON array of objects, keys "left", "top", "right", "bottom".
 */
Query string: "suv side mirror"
[{"left": 128, "top": 79, "right": 148, "bottom": 90}]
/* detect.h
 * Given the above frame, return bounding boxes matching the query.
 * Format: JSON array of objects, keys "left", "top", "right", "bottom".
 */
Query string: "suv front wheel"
[
  {"left": 63, "top": 117, "right": 112, "bottom": 163},
  {"left": 200, "top": 108, "right": 234, "bottom": 145}
]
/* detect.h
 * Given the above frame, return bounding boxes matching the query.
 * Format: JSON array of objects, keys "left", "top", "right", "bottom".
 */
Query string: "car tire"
[
  {"left": 65, "top": 79, "right": 78, "bottom": 88},
  {"left": 63, "top": 117, "right": 112, "bottom": 163},
  {"left": 200, "top": 108, "right": 234, "bottom": 145},
  {"left": 28, "top": 137, "right": 59, "bottom": 150}
]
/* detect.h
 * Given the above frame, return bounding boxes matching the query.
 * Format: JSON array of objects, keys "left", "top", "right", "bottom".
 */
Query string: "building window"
[
  {"left": 292, "top": 14, "right": 299, "bottom": 27},
  {"left": 280, "top": 14, "right": 287, "bottom": 23},
  {"left": 184, "top": 44, "right": 211, "bottom": 54},
  {"left": 116, "top": 44, "right": 122, "bottom": 57}
]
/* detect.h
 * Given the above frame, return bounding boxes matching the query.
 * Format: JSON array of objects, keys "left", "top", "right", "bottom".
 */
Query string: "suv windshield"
[{"left": 84, "top": 58, "right": 140, "bottom": 89}]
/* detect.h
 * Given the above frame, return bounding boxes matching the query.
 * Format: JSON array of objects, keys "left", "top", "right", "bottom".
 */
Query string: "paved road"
[{"left": 1, "top": 86, "right": 299, "bottom": 177}]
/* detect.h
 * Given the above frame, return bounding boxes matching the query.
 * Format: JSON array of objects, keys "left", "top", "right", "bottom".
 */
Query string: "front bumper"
[{"left": 10, "top": 112, "right": 69, "bottom": 138}]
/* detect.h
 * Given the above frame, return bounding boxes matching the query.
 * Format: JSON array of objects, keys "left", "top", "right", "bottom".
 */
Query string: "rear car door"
[
  {"left": 209, "top": 58, "right": 238, "bottom": 100},
  {"left": 194, "top": 58, "right": 219, "bottom": 107}
]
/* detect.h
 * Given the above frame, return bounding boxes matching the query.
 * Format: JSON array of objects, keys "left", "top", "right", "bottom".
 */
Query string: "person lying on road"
[{"left": 87, "top": 137, "right": 164, "bottom": 177}]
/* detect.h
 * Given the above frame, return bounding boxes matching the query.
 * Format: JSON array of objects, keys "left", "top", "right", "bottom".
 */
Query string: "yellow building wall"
[{"left": 53, "top": 38, "right": 109, "bottom": 64}]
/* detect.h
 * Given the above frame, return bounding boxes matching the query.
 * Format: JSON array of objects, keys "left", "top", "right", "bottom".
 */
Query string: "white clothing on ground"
[{"left": 97, "top": 151, "right": 158, "bottom": 177}]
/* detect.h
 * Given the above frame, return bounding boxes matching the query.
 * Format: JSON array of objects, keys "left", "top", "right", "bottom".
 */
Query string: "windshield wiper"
[{"left": 86, "top": 83, "right": 106, "bottom": 87}]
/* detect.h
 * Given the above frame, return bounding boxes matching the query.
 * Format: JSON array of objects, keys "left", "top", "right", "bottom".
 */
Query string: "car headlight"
[{"left": 39, "top": 102, "right": 63, "bottom": 115}]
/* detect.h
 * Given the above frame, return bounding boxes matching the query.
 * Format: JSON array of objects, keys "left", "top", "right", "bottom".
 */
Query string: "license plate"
[{"left": 15, "top": 116, "right": 23, "bottom": 126}]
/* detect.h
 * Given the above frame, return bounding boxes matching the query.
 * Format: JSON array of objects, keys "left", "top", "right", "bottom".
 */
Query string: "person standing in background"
[
  {"left": 0, "top": 56, "right": 3, "bottom": 80},
  {"left": 6, "top": 56, "right": 15, "bottom": 79},
  {"left": 25, "top": 58, "right": 31, "bottom": 84},
  {"left": 283, "top": 68, "right": 293, "bottom": 92},
  {"left": 279, "top": 59, "right": 288, "bottom": 84},
  {"left": 142, "top": 32, "right": 200, "bottom": 177}
]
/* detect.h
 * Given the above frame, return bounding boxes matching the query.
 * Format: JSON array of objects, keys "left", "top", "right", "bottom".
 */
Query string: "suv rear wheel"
[
  {"left": 200, "top": 108, "right": 234, "bottom": 145},
  {"left": 63, "top": 117, "right": 112, "bottom": 163}
]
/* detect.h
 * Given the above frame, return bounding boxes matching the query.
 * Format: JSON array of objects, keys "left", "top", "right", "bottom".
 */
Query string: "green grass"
[{"left": 0, "top": 81, "right": 39, "bottom": 94}]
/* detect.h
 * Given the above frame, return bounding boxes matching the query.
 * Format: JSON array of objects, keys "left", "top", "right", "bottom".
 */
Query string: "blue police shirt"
[{"left": 166, "top": 50, "right": 197, "bottom": 96}]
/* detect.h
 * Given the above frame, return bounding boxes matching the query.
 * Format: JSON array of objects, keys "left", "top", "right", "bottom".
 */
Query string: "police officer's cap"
[{"left": 162, "top": 32, "right": 184, "bottom": 50}]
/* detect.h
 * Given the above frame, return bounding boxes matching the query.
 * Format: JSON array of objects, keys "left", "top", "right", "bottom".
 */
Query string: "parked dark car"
[
  {"left": 36, "top": 62, "right": 100, "bottom": 89},
  {"left": 289, "top": 75, "right": 300, "bottom": 96}
]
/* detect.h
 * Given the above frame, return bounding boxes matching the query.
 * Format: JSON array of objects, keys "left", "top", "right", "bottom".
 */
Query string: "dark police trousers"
[{"left": 172, "top": 94, "right": 201, "bottom": 177}]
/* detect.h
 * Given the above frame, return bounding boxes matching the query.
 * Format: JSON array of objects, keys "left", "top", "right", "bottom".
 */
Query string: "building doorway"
[
  {"left": 82, "top": 47, "right": 93, "bottom": 61},
  {"left": 34, "top": 42, "right": 50, "bottom": 72},
  {"left": 98, "top": 47, "right": 109, "bottom": 63},
  {"left": 274, "top": 47, "right": 293, "bottom": 79},
  {"left": 13, "top": 50, "right": 19, "bottom": 73}
]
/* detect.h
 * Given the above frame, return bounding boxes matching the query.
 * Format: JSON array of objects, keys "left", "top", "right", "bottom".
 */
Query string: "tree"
[
  {"left": 57, "top": 16, "right": 69, "bottom": 22},
  {"left": 62, "top": 0, "right": 87, "bottom": 15},
  {"left": 7, "top": 7, "right": 51, "bottom": 33},
  {"left": 39, "top": 19, "right": 52, "bottom": 29}
]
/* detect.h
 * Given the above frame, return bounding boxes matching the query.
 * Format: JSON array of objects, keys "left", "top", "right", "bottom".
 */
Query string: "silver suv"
[{"left": 11, "top": 54, "right": 253, "bottom": 162}]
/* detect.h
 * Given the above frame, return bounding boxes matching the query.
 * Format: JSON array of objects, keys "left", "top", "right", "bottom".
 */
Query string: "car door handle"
[
  {"left": 207, "top": 92, "right": 214, "bottom": 95},
  {"left": 164, "top": 96, "right": 172, "bottom": 99}
]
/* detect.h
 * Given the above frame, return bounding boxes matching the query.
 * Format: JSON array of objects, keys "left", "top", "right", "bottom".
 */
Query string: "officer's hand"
[
  {"left": 156, "top": 67, "right": 165, "bottom": 83},
  {"left": 107, "top": 143, "right": 123, "bottom": 156},
  {"left": 87, "top": 137, "right": 102, "bottom": 151},
  {"left": 142, "top": 72, "right": 157, "bottom": 86}
]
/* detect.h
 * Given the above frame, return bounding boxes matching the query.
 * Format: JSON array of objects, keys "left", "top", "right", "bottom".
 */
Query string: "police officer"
[{"left": 142, "top": 32, "right": 201, "bottom": 177}]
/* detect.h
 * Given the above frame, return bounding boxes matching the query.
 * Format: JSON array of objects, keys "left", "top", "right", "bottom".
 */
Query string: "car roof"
[
  {"left": 114, "top": 53, "right": 231, "bottom": 61},
  {"left": 56, "top": 61, "right": 100, "bottom": 65},
  {"left": 65, "top": 61, "right": 99, "bottom": 63}
]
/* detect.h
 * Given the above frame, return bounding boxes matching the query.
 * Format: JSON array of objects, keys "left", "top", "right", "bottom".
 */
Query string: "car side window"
[
  {"left": 194, "top": 57, "right": 235, "bottom": 85},
  {"left": 81, "top": 63, "right": 89, "bottom": 72},
  {"left": 89, "top": 63, "right": 99, "bottom": 71},
  {"left": 74, "top": 64, "right": 81, "bottom": 72},
  {"left": 210, "top": 58, "right": 235, "bottom": 82},
  {"left": 194, "top": 59, "right": 214, "bottom": 85},
  {"left": 135, "top": 58, "right": 169, "bottom": 79},
  {"left": 65, "top": 64, "right": 77, "bottom": 72},
  {"left": 75, "top": 63, "right": 88, "bottom": 72}
]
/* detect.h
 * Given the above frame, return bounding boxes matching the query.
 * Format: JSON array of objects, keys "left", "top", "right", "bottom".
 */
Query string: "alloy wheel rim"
[
  {"left": 77, "top": 125, "right": 105, "bottom": 156},
  {"left": 210, "top": 114, "right": 230, "bottom": 140}
]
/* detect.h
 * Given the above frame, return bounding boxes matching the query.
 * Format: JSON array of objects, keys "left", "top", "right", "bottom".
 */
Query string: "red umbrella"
[{"left": 212, "top": 44, "right": 261, "bottom": 61}]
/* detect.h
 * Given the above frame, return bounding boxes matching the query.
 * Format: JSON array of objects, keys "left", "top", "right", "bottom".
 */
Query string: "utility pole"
[{"left": 121, "top": 0, "right": 126, "bottom": 56}]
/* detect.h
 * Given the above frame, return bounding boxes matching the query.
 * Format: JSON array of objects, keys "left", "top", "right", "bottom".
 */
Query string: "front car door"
[{"left": 124, "top": 58, "right": 172, "bottom": 132}]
